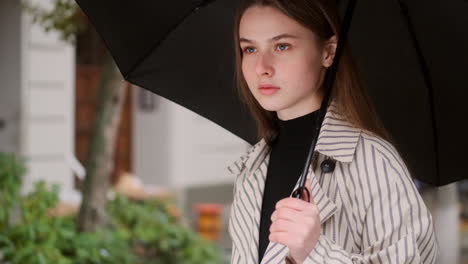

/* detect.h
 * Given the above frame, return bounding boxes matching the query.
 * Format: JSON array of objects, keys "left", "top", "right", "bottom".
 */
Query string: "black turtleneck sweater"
[{"left": 258, "top": 109, "right": 319, "bottom": 263}]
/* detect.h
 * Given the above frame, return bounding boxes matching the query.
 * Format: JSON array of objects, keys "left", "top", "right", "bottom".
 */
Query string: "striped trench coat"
[{"left": 227, "top": 103, "right": 438, "bottom": 264}]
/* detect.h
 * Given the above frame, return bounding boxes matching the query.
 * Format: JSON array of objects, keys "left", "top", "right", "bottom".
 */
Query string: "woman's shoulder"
[
  {"left": 358, "top": 130, "right": 401, "bottom": 161},
  {"left": 354, "top": 130, "right": 413, "bottom": 187}
]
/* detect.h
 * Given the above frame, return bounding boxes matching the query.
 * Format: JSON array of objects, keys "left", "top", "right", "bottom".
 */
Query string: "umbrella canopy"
[
  {"left": 76, "top": 0, "right": 257, "bottom": 143},
  {"left": 347, "top": 0, "right": 468, "bottom": 186},
  {"left": 75, "top": 0, "right": 468, "bottom": 186}
]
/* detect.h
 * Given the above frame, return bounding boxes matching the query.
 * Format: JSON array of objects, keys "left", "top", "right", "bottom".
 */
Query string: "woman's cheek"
[
  {"left": 242, "top": 60, "right": 253, "bottom": 80},
  {"left": 242, "top": 62, "right": 256, "bottom": 93}
]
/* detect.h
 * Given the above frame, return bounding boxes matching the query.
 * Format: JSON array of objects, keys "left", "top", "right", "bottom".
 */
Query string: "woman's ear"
[{"left": 321, "top": 35, "right": 337, "bottom": 68}]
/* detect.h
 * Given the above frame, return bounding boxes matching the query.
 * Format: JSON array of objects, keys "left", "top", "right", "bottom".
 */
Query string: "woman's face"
[{"left": 239, "top": 5, "right": 335, "bottom": 120}]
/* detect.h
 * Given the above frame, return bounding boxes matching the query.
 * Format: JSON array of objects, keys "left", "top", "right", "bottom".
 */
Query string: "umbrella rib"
[
  {"left": 123, "top": 0, "right": 216, "bottom": 79},
  {"left": 397, "top": 0, "right": 440, "bottom": 184}
]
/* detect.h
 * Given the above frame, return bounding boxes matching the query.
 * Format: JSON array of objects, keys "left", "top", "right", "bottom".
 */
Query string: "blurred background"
[{"left": 0, "top": 0, "right": 466, "bottom": 263}]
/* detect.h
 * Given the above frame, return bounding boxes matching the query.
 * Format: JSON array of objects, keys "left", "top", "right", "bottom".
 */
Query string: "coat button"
[{"left": 320, "top": 159, "right": 336, "bottom": 173}]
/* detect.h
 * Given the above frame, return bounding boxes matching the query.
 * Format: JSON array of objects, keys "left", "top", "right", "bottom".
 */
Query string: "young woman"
[{"left": 227, "top": 0, "right": 438, "bottom": 263}]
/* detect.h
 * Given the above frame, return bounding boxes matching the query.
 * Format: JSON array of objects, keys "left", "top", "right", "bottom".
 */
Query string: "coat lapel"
[
  {"left": 314, "top": 103, "right": 361, "bottom": 163},
  {"left": 228, "top": 140, "right": 270, "bottom": 264}
]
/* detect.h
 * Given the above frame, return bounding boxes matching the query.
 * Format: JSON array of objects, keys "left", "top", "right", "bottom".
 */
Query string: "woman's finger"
[
  {"left": 275, "top": 197, "right": 318, "bottom": 218},
  {"left": 270, "top": 218, "right": 295, "bottom": 233},
  {"left": 276, "top": 197, "right": 309, "bottom": 211},
  {"left": 271, "top": 206, "right": 300, "bottom": 222}
]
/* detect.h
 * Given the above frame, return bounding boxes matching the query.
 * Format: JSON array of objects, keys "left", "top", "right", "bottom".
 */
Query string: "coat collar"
[
  {"left": 227, "top": 101, "right": 362, "bottom": 175},
  {"left": 314, "top": 102, "right": 362, "bottom": 163},
  {"left": 227, "top": 102, "right": 362, "bottom": 263}
]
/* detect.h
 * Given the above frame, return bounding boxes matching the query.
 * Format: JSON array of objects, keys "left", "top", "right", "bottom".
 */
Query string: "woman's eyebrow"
[{"left": 239, "top": 33, "right": 299, "bottom": 44}]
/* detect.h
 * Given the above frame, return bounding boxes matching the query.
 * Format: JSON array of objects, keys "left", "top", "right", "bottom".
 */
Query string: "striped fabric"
[{"left": 227, "top": 103, "right": 438, "bottom": 264}]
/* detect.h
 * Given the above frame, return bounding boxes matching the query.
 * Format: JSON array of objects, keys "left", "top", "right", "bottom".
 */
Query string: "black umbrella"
[{"left": 75, "top": 0, "right": 468, "bottom": 187}]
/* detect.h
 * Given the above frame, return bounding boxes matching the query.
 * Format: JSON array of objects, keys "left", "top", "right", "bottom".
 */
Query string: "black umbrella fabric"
[
  {"left": 76, "top": 0, "right": 258, "bottom": 144},
  {"left": 75, "top": 0, "right": 468, "bottom": 186},
  {"left": 346, "top": 0, "right": 468, "bottom": 186}
]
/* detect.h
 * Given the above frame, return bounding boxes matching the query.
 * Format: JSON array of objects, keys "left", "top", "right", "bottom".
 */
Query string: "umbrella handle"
[
  {"left": 292, "top": 0, "right": 357, "bottom": 201},
  {"left": 292, "top": 185, "right": 310, "bottom": 203}
]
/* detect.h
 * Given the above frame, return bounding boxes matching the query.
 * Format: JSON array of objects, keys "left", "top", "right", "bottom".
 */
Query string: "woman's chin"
[{"left": 257, "top": 101, "right": 284, "bottom": 112}]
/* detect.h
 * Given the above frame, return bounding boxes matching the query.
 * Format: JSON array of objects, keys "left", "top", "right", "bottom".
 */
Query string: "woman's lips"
[{"left": 258, "top": 85, "right": 280, "bottom": 95}]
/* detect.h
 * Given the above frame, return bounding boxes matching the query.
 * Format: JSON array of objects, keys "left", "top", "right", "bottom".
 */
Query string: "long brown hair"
[{"left": 233, "top": 0, "right": 391, "bottom": 146}]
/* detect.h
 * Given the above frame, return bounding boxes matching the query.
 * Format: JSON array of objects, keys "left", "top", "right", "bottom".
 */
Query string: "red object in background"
[{"left": 193, "top": 203, "right": 223, "bottom": 241}]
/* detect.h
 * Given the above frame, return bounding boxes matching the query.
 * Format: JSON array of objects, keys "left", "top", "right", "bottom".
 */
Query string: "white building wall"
[
  {"left": 132, "top": 88, "right": 171, "bottom": 186},
  {"left": 167, "top": 100, "right": 249, "bottom": 188},
  {"left": 132, "top": 88, "right": 249, "bottom": 189},
  {"left": 18, "top": 1, "right": 77, "bottom": 203}
]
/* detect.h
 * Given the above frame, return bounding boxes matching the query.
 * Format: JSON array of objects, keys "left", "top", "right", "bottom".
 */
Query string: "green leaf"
[
  {"left": 11, "top": 244, "right": 35, "bottom": 263},
  {"left": 37, "top": 252, "right": 46, "bottom": 264}
]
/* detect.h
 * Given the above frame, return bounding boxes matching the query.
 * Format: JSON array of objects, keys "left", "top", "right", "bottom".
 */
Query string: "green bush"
[
  {"left": 0, "top": 153, "right": 25, "bottom": 227},
  {"left": 0, "top": 153, "right": 223, "bottom": 263}
]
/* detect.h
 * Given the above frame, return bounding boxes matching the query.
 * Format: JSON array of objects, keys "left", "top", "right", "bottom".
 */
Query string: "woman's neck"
[
  {"left": 276, "top": 89, "right": 324, "bottom": 121},
  {"left": 274, "top": 109, "right": 320, "bottom": 146}
]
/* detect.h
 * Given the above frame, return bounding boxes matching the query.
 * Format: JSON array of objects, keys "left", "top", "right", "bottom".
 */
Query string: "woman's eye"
[
  {"left": 276, "top": 43, "right": 290, "bottom": 51},
  {"left": 243, "top": 47, "right": 256, "bottom": 54},
  {"left": 241, "top": 44, "right": 289, "bottom": 54}
]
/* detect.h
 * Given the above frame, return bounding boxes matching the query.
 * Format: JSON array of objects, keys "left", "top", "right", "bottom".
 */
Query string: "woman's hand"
[{"left": 269, "top": 179, "right": 320, "bottom": 264}]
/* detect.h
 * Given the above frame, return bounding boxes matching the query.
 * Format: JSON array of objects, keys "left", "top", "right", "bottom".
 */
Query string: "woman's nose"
[{"left": 255, "top": 53, "right": 275, "bottom": 77}]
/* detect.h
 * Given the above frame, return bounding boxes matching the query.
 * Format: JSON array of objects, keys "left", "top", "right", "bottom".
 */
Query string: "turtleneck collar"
[{"left": 274, "top": 109, "right": 320, "bottom": 147}]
